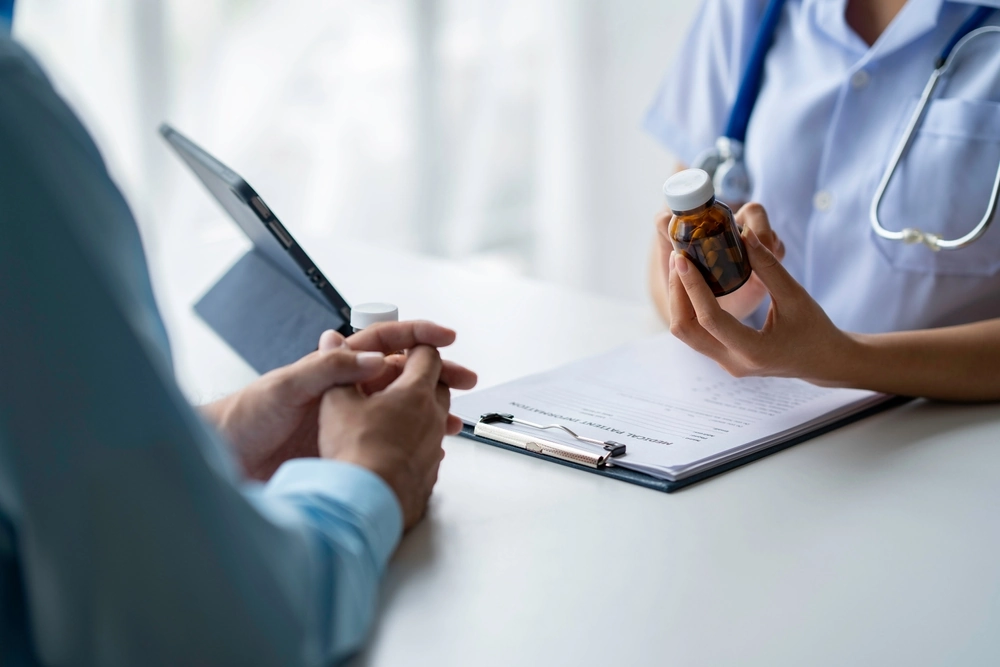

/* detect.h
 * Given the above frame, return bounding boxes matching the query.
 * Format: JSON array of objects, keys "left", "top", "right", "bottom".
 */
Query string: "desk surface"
[{"left": 158, "top": 226, "right": 1000, "bottom": 667}]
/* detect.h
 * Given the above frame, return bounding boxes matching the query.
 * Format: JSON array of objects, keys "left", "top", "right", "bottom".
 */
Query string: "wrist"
[
  {"left": 324, "top": 444, "right": 393, "bottom": 485},
  {"left": 199, "top": 395, "right": 233, "bottom": 433},
  {"left": 809, "top": 331, "right": 875, "bottom": 389},
  {"left": 200, "top": 393, "right": 257, "bottom": 470},
  {"left": 799, "top": 329, "right": 867, "bottom": 388},
  {"left": 326, "top": 450, "right": 405, "bottom": 511}
]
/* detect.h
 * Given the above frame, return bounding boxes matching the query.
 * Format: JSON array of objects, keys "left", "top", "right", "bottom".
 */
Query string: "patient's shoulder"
[{"left": 0, "top": 34, "right": 50, "bottom": 84}]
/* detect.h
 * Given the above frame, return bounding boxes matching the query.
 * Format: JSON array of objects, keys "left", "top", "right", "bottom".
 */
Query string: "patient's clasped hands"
[{"left": 202, "top": 321, "right": 478, "bottom": 530}]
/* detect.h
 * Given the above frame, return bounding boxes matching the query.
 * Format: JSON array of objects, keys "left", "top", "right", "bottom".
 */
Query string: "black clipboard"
[{"left": 458, "top": 396, "right": 911, "bottom": 493}]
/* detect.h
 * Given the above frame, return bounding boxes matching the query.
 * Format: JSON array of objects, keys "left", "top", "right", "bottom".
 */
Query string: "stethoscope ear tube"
[{"left": 870, "top": 25, "right": 1000, "bottom": 251}]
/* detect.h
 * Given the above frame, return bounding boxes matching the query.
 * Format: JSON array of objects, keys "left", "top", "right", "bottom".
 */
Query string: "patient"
[{"left": 0, "top": 26, "right": 475, "bottom": 666}]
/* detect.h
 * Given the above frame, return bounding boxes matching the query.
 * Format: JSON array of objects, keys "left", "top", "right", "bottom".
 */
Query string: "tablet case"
[{"left": 194, "top": 249, "right": 344, "bottom": 374}]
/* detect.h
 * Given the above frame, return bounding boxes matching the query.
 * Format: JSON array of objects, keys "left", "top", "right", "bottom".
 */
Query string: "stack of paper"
[{"left": 452, "top": 334, "right": 890, "bottom": 482}]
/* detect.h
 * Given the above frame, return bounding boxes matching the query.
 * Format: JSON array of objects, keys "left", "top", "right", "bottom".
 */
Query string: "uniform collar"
[{"left": 810, "top": 0, "right": 948, "bottom": 61}]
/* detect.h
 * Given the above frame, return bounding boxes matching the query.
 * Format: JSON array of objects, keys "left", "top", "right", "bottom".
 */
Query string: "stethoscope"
[{"left": 694, "top": 0, "right": 1000, "bottom": 252}]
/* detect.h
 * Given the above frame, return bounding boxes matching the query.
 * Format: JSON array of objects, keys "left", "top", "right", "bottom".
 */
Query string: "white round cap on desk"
[
  {"left": 351, "top": 302, "right": 399, "bottom": 330},
  {"left": 663, "top": 168, "right": 715, "bottom": 212}
]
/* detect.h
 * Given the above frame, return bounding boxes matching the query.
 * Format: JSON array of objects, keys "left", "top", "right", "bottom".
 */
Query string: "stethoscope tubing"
[
  {"left": 701, "top": 2, "right": 998, "bottom": 250},
  {"left": 870, "top": 24, "right": 1000, "bottom": 251},
  {"left": 724, "top": 0, "right": 788, "bottom": 142}
]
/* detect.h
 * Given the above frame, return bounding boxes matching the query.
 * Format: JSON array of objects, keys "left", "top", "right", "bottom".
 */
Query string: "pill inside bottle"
[{"left": 663, "top": 168, "right": 751, "bottom": 297}]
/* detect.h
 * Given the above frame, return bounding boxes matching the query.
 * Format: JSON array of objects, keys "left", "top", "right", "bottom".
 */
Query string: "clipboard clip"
[{"left": 475, "top": 413, "right": 627, "bottom": 469}]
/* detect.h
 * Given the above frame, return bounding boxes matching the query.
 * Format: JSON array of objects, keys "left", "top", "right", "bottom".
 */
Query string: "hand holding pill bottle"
[{"left": 663, "top": 168, "right": 751, "bottom": 297}]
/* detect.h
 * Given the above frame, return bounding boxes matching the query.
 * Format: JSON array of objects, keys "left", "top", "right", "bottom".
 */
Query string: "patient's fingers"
[
  {"left": 440, "top": 360, "right": 478, "bottom": 391},
  {"left": 318, "top": 329, "right": 346, "bottom": 351},
  {"left": 357, "top": 358, "right": 477, "bottom": 395},
  {"left": 357, "top": 356, "right": 406, "bottom": 395},
  {"left": 347, "top": 321, "right": 456, "bottom": 353}
]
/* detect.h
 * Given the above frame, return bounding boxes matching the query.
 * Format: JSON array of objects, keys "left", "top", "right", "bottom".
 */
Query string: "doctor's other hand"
[
  {"left": 652, "top": 202, "right": 785, "bottom": 323},
  {"left": 319, "top": 345, "right": 453, "bottom": 530},
  {"left": 668, "top": 225, "right": 853, "bottom": 384}
]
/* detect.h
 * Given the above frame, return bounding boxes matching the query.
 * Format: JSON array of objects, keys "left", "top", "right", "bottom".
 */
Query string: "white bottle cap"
[
  {"left": 663, "top": 168, "right": 715, "bottom": 212},
  {"left": 350, "top": 302, "right": 399, "bottom": 330}
]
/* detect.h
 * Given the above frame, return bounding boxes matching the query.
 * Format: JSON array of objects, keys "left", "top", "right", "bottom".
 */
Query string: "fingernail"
[
  {"left": 319, "top": 329, "right": 344, "bottom": 351},
  {"left": 357, "top": 351, "right": 385, "bottom": 369},
  {"left": 668, "top": 252, "right": 676, "bottom": 272},
  {"left": 674, "top": 253, "right": 690, "bottom": 275},
  {"left": 744, "top": 227, "right": 761, "bottom": 249}
]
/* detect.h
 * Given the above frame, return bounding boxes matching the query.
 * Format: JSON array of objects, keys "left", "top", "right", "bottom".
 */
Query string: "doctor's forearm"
[{"left": 838, "top": 319, "right": 1000, "bottom": 402}]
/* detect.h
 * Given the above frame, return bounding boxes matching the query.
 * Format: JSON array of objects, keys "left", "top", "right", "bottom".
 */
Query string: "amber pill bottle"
[{"left": 663, "top": 168, "right": 751, "bottom": 297}]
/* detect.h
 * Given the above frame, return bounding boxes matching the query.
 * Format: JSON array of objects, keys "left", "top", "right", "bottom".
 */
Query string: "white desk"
[{"left": 158, "top": 229, "right": 1000, "bottom": 667}]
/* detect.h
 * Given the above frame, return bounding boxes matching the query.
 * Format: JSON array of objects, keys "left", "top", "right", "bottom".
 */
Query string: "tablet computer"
[{"left": 159, "top": 124, "right": 354, "bottom": 337}]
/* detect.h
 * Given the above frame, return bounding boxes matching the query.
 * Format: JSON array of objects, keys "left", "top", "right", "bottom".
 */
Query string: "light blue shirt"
[
  {"left": 0, "top": 35, "right": 402, "bottom": 666},
  {"left": 646, "top": 0, "right": 1000, "bottom": 334}
]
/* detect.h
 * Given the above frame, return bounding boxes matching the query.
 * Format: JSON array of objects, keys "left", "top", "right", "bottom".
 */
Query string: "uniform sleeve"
[
  {"left": 0, "top": 37, "right": 400, "bottom": 666},
  {"left": 643, "top": 0, "right": 764, "bottom": 165}
]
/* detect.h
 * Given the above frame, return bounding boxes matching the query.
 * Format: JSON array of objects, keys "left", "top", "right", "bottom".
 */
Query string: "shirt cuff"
[{"left": 264, "top": 459, "right": 403, "bottom": 571}]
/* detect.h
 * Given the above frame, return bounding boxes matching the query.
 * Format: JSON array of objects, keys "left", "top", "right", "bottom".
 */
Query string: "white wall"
[
  {"left": 534, "top": 0, "right": 696, "bottom": 299},
  {"left": 12, "top": 0, "right": 697, "bottom": 303}
]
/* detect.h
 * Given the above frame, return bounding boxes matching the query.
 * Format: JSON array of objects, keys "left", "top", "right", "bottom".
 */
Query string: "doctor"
[{"left": 646, "top": 0, "right": 1000, "bottom": 401}]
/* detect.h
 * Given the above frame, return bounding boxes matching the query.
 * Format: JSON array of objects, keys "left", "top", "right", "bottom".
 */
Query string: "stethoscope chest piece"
[{"left": 693, "top": 136, "right": 752, "bottom": 208}]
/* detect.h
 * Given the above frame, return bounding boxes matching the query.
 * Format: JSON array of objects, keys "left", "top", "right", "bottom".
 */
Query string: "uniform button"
[
  {"left": 850, "top": 69, "right": 871, "bottom": 89},
  {"left": 813, "top": 190, "right": 834, "bottom": 211}
]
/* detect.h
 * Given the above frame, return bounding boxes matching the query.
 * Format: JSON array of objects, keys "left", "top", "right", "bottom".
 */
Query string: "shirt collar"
[{"left": 810, "top": 0, "right": 948, "bottom": 61}]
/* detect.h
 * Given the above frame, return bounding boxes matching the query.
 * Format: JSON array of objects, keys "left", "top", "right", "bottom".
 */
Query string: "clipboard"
[{"left": 458, "top": 396, "right": 911, "bottom": 493}]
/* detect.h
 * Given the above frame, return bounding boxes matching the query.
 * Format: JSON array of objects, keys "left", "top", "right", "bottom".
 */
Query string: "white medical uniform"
[{"left": 645, "top": 0, "right": 1000, "bottom": 334}]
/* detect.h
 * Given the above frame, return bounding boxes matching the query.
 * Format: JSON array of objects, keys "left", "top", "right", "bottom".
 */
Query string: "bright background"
[{"left": 12, "top": 0, "right": 694, "bottom": 303}]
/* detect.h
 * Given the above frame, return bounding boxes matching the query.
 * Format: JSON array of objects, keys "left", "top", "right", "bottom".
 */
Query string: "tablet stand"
[{"left": 194, "top": 249, "right": 344, "bottom": 374}]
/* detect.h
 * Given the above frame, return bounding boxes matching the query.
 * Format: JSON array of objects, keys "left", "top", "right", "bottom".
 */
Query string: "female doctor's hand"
[
  {"left": 654, "top": 203, "right": 785, "bottom": 323},
  {"left": 668, "top": 205, "right": 854, "bottom": 384}
]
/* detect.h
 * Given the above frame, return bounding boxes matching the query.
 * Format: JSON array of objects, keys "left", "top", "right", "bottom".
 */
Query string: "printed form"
[{"left": 452, "top": 334, "right": 889, "bottom": 481}]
